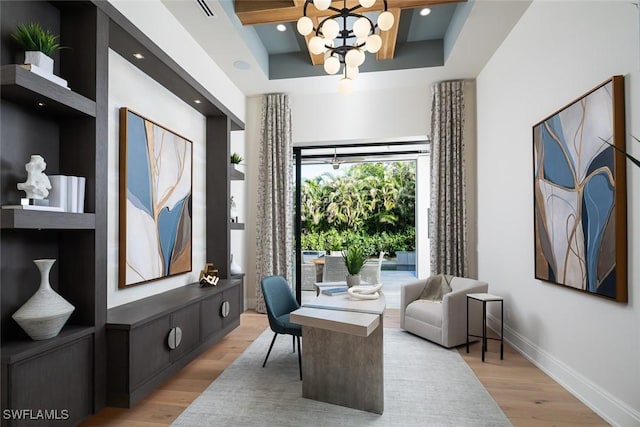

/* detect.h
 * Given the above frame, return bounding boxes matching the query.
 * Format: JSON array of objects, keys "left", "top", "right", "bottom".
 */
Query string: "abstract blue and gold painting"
[
  {"left": 119, "top": 108, "right": 193, "bottom": 288},
  {"left": 533, "top": 76, "right": 627, "bottom": 302}
]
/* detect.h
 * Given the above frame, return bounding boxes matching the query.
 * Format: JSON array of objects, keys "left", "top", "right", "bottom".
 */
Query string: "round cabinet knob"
[
  {"left": 167, "top": 326, "right": 183, "bottom": 350},
  {"left": 220, "top": 300, "right": 230, "bottom": 318}
]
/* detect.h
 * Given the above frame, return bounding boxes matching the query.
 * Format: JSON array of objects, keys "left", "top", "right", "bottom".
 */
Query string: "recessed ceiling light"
[
  {"left": 276, "top": 24, "right": 286, "bottom": 32},
  {"left": 420, "top": 8, "right": 431, "bottom": 16},
  {"left": 194, "top": 99, "right": 202, "bottom": 104},
  {"left": 37, "top": 102, "right": 46, "bottom": 107},
  {"left": 133, "top": 53, "right": 144, "bottom": 59},
  {"left": 233, "top": 60, "right": 251, "bottom": 70}
]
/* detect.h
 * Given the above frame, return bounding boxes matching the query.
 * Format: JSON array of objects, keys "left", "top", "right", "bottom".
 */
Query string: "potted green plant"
[
  {"left": 342, "top": 247, "right": 367, "bottom": 287},
  {"left": 10, "top": 22, "right": 63, "bottom": 75},
  {"left": 230, "top": 152, "right": 243, "bottom": 166}
]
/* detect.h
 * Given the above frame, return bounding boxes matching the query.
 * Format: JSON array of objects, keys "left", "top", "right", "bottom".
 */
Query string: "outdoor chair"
[
  {"left": 360, "top": 251, "right": 384, "bottom": 285},
  {"left": 260, "top": 275, "right": 302, "bottom": 380},
  {"left": 321, "top": 255, "right": 349, "bottom": 282}
]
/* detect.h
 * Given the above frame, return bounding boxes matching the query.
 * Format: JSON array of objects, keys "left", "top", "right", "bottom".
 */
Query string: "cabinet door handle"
[
  {"left": 167, "top": 326, "right": 183, "bottom": 350},
  {"left": 221, "top": 300, "right": 230, "bottom": 318}
]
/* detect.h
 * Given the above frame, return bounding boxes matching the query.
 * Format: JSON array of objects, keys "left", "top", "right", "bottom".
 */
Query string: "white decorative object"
[
  {"left": 47, "top": 175, "right": 67, "bottom": 209},
  {"left": 347, "top": 284, "right": 382, "bottom": 300},
  {"left": 230, "top": 254, "right": 242, "bottom": 275},
  {"left": 12, "top": 259, "right": 75, "bottom": 340},
  {"left": 230, "top": 196, "right": 238, "bottom": 222},
  {"left": 17, "top": 155, "right": 51, "bottom": 199},
  {"left": 24, "top": 51, "right": 53, "bottom": 74}
]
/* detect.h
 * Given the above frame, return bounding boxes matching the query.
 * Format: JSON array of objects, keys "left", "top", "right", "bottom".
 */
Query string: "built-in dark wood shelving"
[
  {"left": 230, "top": 167, "right": 245, "bottom": 181},
  {"left": 0, "top": 65, "right": 96, "bottom": 118},
  {"left": 0, "top": 209, "right": 96, "bottom": 229},
  {"left": 1, "top": 325, "right": 95, "bottom": 365},
  {"left": 230, "top": 222, "right": 245, "bottom": 230}
]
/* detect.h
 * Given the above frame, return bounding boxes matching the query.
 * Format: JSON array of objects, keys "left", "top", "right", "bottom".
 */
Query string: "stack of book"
[
  {"left": 48, "top": 175, "right": 86, "bottom": 213},
  {"left": 321, "top": 286, "right": 349, "bottom": 296}
]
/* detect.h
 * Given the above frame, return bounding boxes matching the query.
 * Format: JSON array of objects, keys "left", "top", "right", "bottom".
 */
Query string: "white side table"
[{"left": 466, "top": 293, "right": 504, "bottom": 362}]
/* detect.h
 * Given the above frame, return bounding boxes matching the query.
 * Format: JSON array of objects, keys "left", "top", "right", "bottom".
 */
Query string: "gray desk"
[{"left": 290, "top": 293, "right": 386, "bottom": 414}]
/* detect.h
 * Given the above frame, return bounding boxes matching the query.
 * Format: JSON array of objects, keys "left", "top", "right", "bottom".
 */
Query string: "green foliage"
[
  {"left": 342, "top": 246, "right": 367, "bottom": 275},
  {"left": 301, "top": 161, "right": 416, "bottom": 234},
  {"left": 10, "top": 22, "right": 62, "bottom": 56},
  {"left": 300, "top": 227, "right": 415, "bottom": 257},
  {"left": 230, "top": 152, "right": 243, "bottom": 164}
]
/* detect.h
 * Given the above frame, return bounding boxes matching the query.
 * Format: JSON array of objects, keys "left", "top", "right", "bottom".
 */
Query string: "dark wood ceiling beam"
[
  {"left": 376, "top": 8, "right": 400, "bottom": 60},
  {"left": 234, "top": 0, "right": 465, "bottom": 26}
]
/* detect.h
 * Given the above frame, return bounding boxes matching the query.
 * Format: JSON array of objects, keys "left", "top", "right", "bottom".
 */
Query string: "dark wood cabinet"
[
  {"left": 1, "top": 0, "right": 245, "bottom": 421},
  {"left": 105, "top": 279, "right": 243, "bottom": 408},
  {"left": 0, "top": 1, "right": 108, "bottom": 423}
]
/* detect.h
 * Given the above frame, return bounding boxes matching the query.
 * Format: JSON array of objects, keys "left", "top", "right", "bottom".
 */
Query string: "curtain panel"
[
  {"left": 430, "top": 80, "right": 468, "bottom": 277},
  {"left": 255, "top": 94, "right": 294, "bottom": 313}
]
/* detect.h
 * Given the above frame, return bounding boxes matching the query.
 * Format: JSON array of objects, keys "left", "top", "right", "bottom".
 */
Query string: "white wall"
[
  {"left": 107, "top": 50, "right": 207, "bottom": 308},
  {"left": 289, "top": 86, "right": 430, "bottom": 145},
  {"left": 476, "top": 2, "right": 639, "bottom": 425}
]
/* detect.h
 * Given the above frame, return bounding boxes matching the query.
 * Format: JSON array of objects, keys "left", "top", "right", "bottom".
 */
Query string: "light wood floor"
[{"left": 83, "top": 310, "right": 607, "bottom": 427}]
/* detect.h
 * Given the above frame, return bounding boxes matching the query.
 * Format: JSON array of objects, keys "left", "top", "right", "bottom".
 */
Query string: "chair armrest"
[{"left": 400, "top": 280, "right": 426, "bottom": 329}]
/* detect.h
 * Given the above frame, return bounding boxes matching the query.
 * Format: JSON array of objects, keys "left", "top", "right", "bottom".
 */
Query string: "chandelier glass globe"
[
  {"left": 296, "top": 16, "right": 313, "bottom": 36},
  {"left": 324, "top": 56, "right": 340, "bottom": 74},
  {"left": 338, "top": 77, "right": 353, "bottom": 96},
  {"left": 313, "top": 0, "right": 331, "bottom": 11},
  {"left": 377, "top": 11, "right": 394, "bottom": 31},
  {"left": 359, "top": 0, "right": 376, "bottom": 8}
]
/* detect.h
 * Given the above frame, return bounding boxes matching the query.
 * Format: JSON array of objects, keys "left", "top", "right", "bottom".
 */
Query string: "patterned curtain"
[
  {"left": 430, "top": 80, "right": 468, "bottom": 277},
  {"left": 255, "top": 94, "right": 294, "bottom": 313}
]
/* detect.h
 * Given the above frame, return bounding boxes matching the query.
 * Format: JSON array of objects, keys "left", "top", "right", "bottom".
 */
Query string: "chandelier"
[{"left": 296, "top": 0, "right": 395, "bottom": 95}]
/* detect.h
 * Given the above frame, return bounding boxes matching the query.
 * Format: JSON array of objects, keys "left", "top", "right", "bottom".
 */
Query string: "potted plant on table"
[
  {"left": 10, "top": 22, "right": 63, "bottom": 75},
  {"left": 230, "top": 152, "right": 243, "bottom": 167},
  {"left": 342, "top": 247, "right": 367, "bottom": 287}
]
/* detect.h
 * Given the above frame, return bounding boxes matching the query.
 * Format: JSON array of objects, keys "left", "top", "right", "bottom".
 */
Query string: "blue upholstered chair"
[{"left": 260, "top": 275, "right": 302, "bottom": 380}]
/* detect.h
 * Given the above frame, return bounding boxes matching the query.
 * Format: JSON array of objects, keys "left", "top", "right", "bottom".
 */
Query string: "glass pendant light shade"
[
  {"left": 354, "top": 49, "right": 365, "bottom": 66},
  {"left": 313, "top": 0, "right": 331, "bottom": 11},
  {"left": 353, "top": 17, "right": 371, "bottom": 39},
  {"left": 338, "top": 77, "right": 353, "bottom": 95},
  {"left": 321, "top": 19, "right": 339, "bottom": 40},
  {"left": 377, "top": 11, "right": 394, "bottom": 31},
  {"left": 297, "top": 16, "right": 314, "bottom": 36},
  {"left": 365, "top": 34, "right": 382, "bottom": 53},
  {"left": 359, "top": 0, "right": 376, "bottom": 8},
  {"left": 324, "top": 56, "right": 340, "bottom": 74},
  {"left": 346, "top": 65, "right": 359, "bottom": 79},
  {"left": 309, "top": 36, "right": 326, "bottom": 55},
  {"left": 344, "top": 49, "right": 360, "bottom": 67}
]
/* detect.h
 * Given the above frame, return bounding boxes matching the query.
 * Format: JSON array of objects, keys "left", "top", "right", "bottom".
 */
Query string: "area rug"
[{"left": 172, "top": 328, "right": 511, "bottom": 426}]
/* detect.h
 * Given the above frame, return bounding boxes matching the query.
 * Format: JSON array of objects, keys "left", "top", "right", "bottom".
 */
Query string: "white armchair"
[{"left": 400, "top": 276, "right": 488, "bottom": 348}]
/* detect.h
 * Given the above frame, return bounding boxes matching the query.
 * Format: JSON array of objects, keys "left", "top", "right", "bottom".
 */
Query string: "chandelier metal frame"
[{"left": 300, "top": 0, "right": 389, "bottom": 66}]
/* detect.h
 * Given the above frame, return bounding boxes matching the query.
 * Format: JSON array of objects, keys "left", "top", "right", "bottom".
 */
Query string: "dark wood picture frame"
[
  {"left": 533, "top": 76, "right": 627, "bottom": 302},
  {"left": 119, "top": 108, "right": 193, "bottom": 288}
]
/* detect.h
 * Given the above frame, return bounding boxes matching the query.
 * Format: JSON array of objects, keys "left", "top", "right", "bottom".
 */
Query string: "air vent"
[{"left": 196, "top": 0, "right": 214, "bottom": 17}]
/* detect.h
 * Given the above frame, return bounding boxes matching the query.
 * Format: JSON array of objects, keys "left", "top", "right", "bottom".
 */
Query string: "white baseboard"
[{"left": 487, "top": 315, "right": 640, "bottom": 427}]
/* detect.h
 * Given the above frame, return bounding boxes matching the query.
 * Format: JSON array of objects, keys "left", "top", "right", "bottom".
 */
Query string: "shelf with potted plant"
[{"left": 230, "top": 152, "right": 245, "bottom": 180}]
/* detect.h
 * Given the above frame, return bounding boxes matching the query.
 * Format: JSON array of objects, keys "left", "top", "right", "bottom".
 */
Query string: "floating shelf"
[
  {"left": 0, "top": 65, "right": 96, "bottom": 118},
  {"left": 230, "top": 222, "right": 245, "bottom": 230},
  {"left": 230, "top": 167, "right": 245, "bottom": 181},
  {"left": 1, "top": 209, "right": 96, "bottom": 230},
  {"left": 1, "top": 325, "right": 95, "bottom": 365}
]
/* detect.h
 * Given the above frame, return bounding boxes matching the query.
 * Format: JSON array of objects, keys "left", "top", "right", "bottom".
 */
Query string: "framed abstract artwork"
[
  {"left": 533, "top": 76, "right": 627, "bottom": 302},
  {"left": 119, "top": 108, "right": 193, "bottom": 288}
]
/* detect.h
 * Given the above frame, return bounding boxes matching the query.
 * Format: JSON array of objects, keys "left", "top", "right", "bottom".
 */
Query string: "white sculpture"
[
  {"left": 17, "top": 155, "right": 51, "bottom": 199},
  {"left": 348, "top": 284, "right": 382, "bottom": 300}
]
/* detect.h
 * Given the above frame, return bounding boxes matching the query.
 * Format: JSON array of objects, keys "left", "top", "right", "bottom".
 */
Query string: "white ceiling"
[{"left": 161, "top": 0, "right": 531, "bottom": 97}]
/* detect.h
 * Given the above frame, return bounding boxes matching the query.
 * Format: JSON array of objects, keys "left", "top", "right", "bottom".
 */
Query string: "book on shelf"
[
  {"left": 19, "top": 64, "right": 70, "bottom": 89},
  {"left": 321, "top": 287, "right": 349, "bottom": 296},
  {"left": 47, "top": 175, "right": 86, "bottom": 213}
]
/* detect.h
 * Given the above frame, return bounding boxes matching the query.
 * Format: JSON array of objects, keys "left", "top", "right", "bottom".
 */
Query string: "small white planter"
[{"left": 24, "top": 51, "right": 54, "bottom": 74}]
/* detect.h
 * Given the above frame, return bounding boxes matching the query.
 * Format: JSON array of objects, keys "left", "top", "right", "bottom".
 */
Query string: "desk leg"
[{"left": 301, "top": 322, "right": 384, "bottom": 414}]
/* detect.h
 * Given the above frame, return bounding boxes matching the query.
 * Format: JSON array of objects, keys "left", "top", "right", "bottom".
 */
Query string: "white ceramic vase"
[
  {"left": 12, "top": 259, "right": 75, "bottom": 340},
  {"left": 230, "top": 254, "right": 242, "bottom": 275},
  {"left": 24, "top": 51, "right": 54, "bottom": 74}
]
